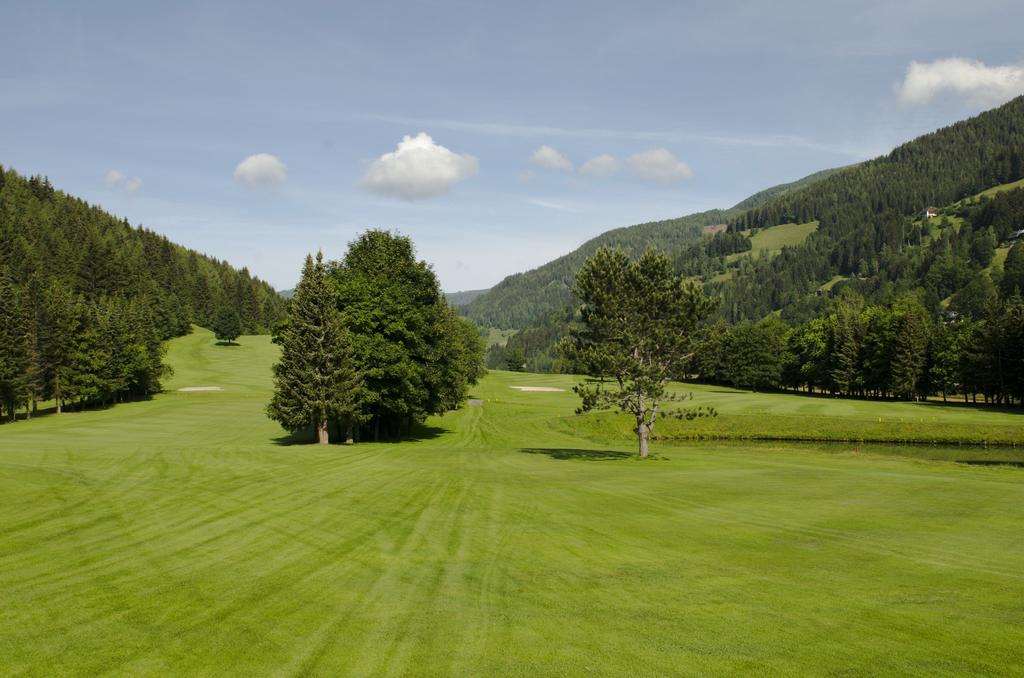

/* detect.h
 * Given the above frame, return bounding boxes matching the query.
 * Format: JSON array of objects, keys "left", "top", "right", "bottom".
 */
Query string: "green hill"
[
  {"left": 463, "top": 169, "right": 843, "bottom": 330},
  {"left": 444, "top": 288, "right": 489, "bottom": 306},
  {"left": 487, "top": 96, "right": 1024, "bottom": 371}
]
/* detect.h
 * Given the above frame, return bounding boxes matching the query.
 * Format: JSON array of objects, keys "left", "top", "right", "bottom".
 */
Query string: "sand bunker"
[
  {"left": 510, "top": 386, "right": 565, "bottom": 392},
  {"left": 177, "top": 386, "right": 224, "bottom": 392}
]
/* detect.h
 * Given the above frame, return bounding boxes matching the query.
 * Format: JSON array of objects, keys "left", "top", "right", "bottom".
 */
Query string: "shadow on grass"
[
  {"left": 272, "top": 423, "right": 446, "bottom": 446},
  {"left": 520, "top": 447, "right": 633, "bottom": 461},
  {"left": 956, "top": 460, "right": 1024, "bottom": 468},
  {"left": 215, "top": 341, "right": 239, "bottom": 346}
]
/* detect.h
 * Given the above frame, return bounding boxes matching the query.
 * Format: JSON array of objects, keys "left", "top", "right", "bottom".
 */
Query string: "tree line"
[
  {"left": 0, "top": 166, "right": 286, "bottom": 421},
  {"left": 268, "top": 231, "right": 486, "bottom": 444},
  {"left": 690, "top": 284, "right": 1024, "bottom": 405}
]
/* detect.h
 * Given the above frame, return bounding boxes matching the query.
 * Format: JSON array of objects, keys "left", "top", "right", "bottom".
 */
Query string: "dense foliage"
[
  {"left": 268, "top": 231, "right": 487, "bottom": 443},
  {"left": 691, "top": 286, "right": 1024, "bottom": 405},
  {"left": 268, "top": 253, "right": 365, "bottom": 444},
  {"left": 0, "top": 166, "right": 285, "bottom": 421}
]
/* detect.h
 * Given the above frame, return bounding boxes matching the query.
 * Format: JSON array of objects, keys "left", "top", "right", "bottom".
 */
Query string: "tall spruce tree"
[
  {"left": 267, "top": 252, "right": 364, "bottom": 444},
  {"left": 0, "top": 270, "right": 27, "bottom": 421}
]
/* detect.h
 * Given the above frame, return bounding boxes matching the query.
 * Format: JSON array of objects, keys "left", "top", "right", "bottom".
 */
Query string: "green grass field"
[
  {"left": 2, "top": 328, "right": 1023, "bottom": 675},
  {"left": 726, "top": 221, "right": 819, "bottom": 265}
]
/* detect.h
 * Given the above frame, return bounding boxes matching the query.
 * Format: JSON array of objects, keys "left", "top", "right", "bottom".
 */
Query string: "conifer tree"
[
  {"left": 19, "top": 285, "right": 45, "bottom": 417},
  {"left": 267, "top": 252, "right": 364, "bottom": 444},
  {"left": 40, "top": 282, "right": 79, "bottom": 414},
  {"left": 0, "top": 271, "right": 27, "bottom": 421}
]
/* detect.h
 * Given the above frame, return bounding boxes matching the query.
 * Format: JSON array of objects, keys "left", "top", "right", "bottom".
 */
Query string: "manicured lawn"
[
  {"left": 2, "top": 328, "right": 1023, "bottom": 675},
  {"left": 563, "top": 379, "right": 1024, "bottom": 449}
]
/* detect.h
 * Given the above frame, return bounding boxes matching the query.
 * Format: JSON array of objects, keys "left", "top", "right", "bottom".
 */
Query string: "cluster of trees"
[
  {"left": 691, "top": 287, "right": 1024, "bottom": 405},
  {"left": 0, "top": 166, "right": 285, "bottom": 421},
  {"left": 268, "top": 231, "right": 486, "bottom": 444},
  {"left": 0, "top": 272, "right": 166, "bottom": 420}
]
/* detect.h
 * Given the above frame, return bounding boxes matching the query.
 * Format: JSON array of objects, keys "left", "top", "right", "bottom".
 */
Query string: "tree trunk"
[
  {"left": 317, "top": 419, "right": 329, "bottom": 445},
  {"left": 638, "top": 422, "right": 649, "bottom": 459},
  {"left": 346, "top": 421, "right": 354, "bottom": 445}
]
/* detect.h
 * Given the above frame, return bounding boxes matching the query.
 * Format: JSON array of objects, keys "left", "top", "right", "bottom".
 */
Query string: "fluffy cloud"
[
  {"left": 104, "top": 169, "right": 142, "bottom": 192},
  {"left": 579, "top": 154, "right": 618, "bottom": 178},
  {"left": 626, "top": 149, "right": 693, "bottom": 185},
  {"left": 361, "top": 133, "right": 478, "bottom": 200},
  {"left": 234, "top": 153, "right": 288, "bottom": 187},
  {"left": 530, "top": 145, "right": 573, "bottom": 171},
  {"left": 897, "top": 58, "right": 1024, "bottom": 106}
]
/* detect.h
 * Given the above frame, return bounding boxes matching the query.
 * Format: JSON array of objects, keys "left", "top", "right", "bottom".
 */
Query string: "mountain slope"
[
  {"left": 445, "top": 288, "right": 488, "bottom": 306},
  {"left": 716, "top": 95, "right": 1024, "bottom": 322},
  {"left": 0, "top": 165, "right": 285, "bottom": 338},
  {"left": 463, "top": 166, "right": 844, "bottom": 330}
]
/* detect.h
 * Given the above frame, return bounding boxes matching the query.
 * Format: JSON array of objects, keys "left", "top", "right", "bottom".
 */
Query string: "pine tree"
[
  {"left": 19, "top": 285, "right": 45, "bottom": 417},
  {"left": 39, "top": 282, "right": 79, "bottom": 414},
  {"left": 213, "top": 307, "right": 243, "bottom": 344},
  {"left": 0, "top": 270, "right": 28, "bottom": 421},
  {"left": 267, "top": 253, "right": 364, "bottom": 444}
]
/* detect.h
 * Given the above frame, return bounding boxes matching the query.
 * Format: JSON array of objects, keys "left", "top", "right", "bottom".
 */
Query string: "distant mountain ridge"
[{"left": 445, "top": 289, "right": 488, "bottom": 306}]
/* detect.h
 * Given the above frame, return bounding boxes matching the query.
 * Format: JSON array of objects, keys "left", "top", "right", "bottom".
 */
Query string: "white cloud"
[
  {"left": 897, "top": 57, "right": 1024, "bottom": 106},
  {"left": 234, "top": 153, "right": 288, "bottom": 187},
  {"left": 361, "top": 132, "right": 478, "bottom": 200},
  {"left": 530, "top": 145, "right": 573, "bottom": 171},
  {"left": 626, "top": 149, "right": 693, "bottom": 185},
  {"left": 104, "top": 169, "right": 142, "bottom": 192},
  {"left": 580, "top": 153, "right": 618, "bottom": 178}
]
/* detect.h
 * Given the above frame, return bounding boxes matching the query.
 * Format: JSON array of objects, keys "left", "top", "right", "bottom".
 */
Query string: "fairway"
[{"left": 2, "top": 329, "right": 1023, "bottom": 675}]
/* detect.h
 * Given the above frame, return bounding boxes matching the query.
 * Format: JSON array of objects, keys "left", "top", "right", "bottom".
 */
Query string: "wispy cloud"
[
  {"left": 361, "top": 113, "right": 873, "bottom": 159},
  {"left": 105, "top": 169, "right": 142, "bottom": 193},
  {"left": 525, "top": 198, "right": 584, "bottom": 213}
]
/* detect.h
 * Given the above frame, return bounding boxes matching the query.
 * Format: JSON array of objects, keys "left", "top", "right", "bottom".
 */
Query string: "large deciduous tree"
[
  {"left": 268, "top": 253, "right": 364, "bottom": 444},
  {"left": 561, "top": 246, "right": 717, "bottom": 458},
  {"left": 329, "top": 230, "right": 485, "bottom": 440}
]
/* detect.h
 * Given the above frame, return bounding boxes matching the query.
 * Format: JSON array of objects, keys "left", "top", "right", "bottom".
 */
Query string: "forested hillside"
[
  {"left": 0, "top": 166, "right": 285, "bottom": 419},
  {"left": 717, "top": 95, "right": 1024, "bottom": 321},
  {"left": 463, "top": 168, "right": 844, "bottom": 330},
  {"left": 463, "top": 209, "right": 733, "bottom": 329},
  {"left": 488, "top": 95, "right": 1024, "bottom": 374}
]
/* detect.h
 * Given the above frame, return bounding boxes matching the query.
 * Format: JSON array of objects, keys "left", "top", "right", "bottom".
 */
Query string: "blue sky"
[{"left": 2, "top": 1, "right": 1024, "bottom": 291}]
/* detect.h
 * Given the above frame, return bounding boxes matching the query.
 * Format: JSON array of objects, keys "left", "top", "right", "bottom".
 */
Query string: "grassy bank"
[{"left": 555, "top": 379, "right": 1024, "bottom": 449}]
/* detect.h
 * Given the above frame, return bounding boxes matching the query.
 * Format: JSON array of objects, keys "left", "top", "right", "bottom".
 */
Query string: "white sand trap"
[
  {"left": 178, "top": 386, "right": 224, "bottom": 392},
  {"left": 510, "top": 386, "right": 565, "bottom": 392}
]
